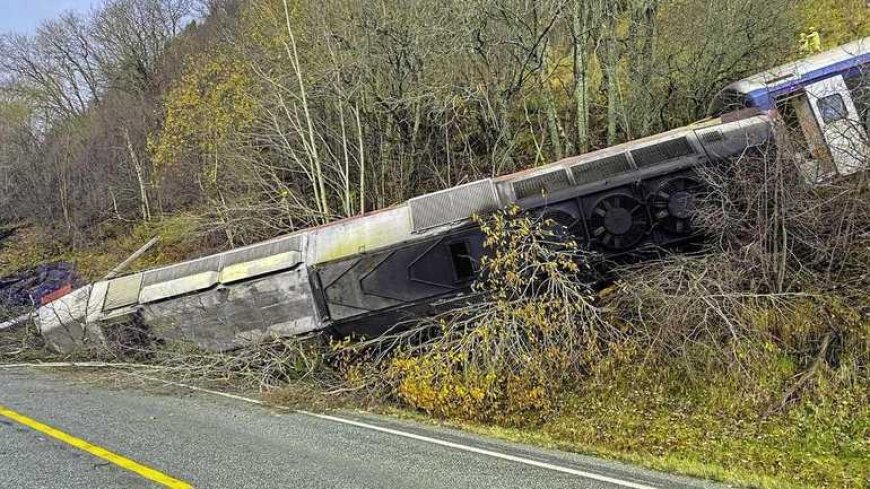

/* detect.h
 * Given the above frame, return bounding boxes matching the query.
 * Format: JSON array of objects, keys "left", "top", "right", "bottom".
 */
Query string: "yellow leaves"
[
  {"left": 368, "top": 207, "right": 604, "bottom": 425},
  {"left": 543, "top": 47, "right": 574, "bottom": 93},
  {"left": 149, "top": 52, "right": 258, "bottom": 175},
  {"left": 240, "top": 0, "right": 303, "bottom": 58},
  {"left": 392, "top": 359, "right": 551, "bottom": 423}
]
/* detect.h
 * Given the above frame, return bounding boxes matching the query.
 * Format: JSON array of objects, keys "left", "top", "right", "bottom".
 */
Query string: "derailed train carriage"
[{"left": 35, "top": 38, "right": 870, "bottom": 352}]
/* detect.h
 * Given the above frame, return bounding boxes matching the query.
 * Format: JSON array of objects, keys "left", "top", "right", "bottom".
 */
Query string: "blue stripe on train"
[{"left": 745, "top": 52, "right": 870, "bottom": 109}]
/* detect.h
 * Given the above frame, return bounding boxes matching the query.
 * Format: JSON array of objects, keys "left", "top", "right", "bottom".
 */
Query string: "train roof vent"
[
  {"left": 512, "top": 169, "right": 570, "bottom": 200},
  {"left": 409, "top": 179, "right": 500, "bottom": 232},
  {"left": 700, "top": 130, "right": 724, "bottom": 144},
  {"left": 141, "top": 255, "right": 222, "bottom": 287},
  {"left": 570, "top": 153, "right": 633, "bottom": 186},
  {"left": 630, "top": 136, "right": 695, "bottom": 168},
  {"left": 102, "top": 273, "right": 143, "bottom": 311},
  {"left": 219, "top": 234, "right": 303, "bottom": 268}
]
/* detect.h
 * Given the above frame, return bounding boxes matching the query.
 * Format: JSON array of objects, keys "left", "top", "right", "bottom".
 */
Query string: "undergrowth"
[
  {"left": 0, "top": 213, "right": 211, "bottom": 281},
  {"left": 0, "top": 319, "right": 55, "bottom": 363}
]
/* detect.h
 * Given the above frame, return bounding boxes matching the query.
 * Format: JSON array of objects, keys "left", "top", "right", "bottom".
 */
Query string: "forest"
[{"left": 0, "top": 0, "right": 866, "bottom": 258}]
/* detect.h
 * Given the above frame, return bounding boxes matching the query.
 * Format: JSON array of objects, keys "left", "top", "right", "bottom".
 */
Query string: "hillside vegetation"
[
  {"left": 2, "top": 2, "right": 870, "bottom": 489},
  {"left": 1, "top": 0, "right": 867, "bottom": 259}
]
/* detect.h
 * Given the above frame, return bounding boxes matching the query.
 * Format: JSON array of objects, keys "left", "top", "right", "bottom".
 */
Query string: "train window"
[
  {"left": 448, "top": 241, "right": 475, "bottom": 281},
  {"left": 817, "top": 94, "right": 848, "bottom": 123},
  {"left": 845, "top": 71, "right": 870, "bottom": 132},
  {"left": 708, "top": 88, "right": 750, "bottom": 117}
]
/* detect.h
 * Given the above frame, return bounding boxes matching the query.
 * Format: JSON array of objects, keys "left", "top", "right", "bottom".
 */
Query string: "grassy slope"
[
  {"left": 0, "top": 214, "right": 211, "bottom": 282},
  {"left": 539, "top": 370, "right": 870, "bottom": 488},
  {"left": 383, "top": 363, "right": 869, "bottom": 489}
]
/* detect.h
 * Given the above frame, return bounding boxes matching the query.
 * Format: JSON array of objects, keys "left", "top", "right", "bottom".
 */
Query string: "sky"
[{"left": 0, "top": 0, "right": 98, "bottom": 35}]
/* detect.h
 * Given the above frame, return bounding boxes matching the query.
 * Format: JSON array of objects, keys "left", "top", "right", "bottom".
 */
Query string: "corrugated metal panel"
[
  {"left": 219, "top": 234, "right": 303, "bottom": 268},
  {"left": 102, "top": 273, "right": 143, "bottom": 311},
  {"left": 630, "top": 137, "right": 695, "bottom": 168},
  {"left": 570, "top": 153, "right": 634, "bottom": 186},
  {"left": 142, "top": 255, "right": 221, "bottom": 287},
  {"left": 409, "top": 179, "right": 500, "bottom": 232},
  {"left": 512, "top": 170, "right": 570, "bottom": 200},
  {"left": 695, "top": 116, "right": 772, "bottom": 160},
  {"left": 700, "top": 130, "right": 724, "bottom": 144}
]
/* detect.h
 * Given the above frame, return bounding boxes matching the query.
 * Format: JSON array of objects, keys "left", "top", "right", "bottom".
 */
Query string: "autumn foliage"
[{"left": 342, "top": 207, "right": 615, "bottom": 424}]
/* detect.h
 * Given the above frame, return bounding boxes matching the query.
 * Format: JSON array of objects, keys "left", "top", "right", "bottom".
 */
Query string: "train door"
[
  {"left": 776, "top": 92, "right": 837, "bottom": 183},
  {"left": 804, "top": 75, "right": 869, "bottom": 176}
]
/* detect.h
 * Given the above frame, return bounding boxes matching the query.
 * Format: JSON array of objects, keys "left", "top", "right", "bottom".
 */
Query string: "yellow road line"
[{"left": 0, "top": 404, "right": 192, "bottom": 489}]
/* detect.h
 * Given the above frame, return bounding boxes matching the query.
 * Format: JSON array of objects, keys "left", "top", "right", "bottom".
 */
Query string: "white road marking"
[
  {"left": 3, "top": 366, "right": 662, "bottom": 489},
  {"left": 301, "top": 410, "right": 661, "bottom": 489},
  {"left": 123, "top": 371, "right": 269, "bottom": 405},
  {"left": 121, "top": 371, "right": 661, "bottom": 489}
]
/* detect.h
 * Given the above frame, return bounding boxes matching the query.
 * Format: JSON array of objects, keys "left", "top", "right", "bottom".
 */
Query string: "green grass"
[
  {"left": 383, "top": 410, "right": 802, "bottom": 489},
  {"left": 540, "top": 378, "right": 869, "bottom": 488},
  {"left": 379, "top": 356, "right": 869, "bottom": 489}
]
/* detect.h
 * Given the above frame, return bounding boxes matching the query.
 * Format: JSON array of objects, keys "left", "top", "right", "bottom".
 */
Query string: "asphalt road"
[{"left": 0, "top": 368, "right": 722, "bottom": 489}]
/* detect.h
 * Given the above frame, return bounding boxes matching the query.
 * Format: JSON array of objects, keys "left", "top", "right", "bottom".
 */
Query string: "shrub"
[{"left": 349, "top": 206, "right": 616, "bottom": 425}]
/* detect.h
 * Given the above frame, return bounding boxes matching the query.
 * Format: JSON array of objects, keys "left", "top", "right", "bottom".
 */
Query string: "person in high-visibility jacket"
[{"left": 801, "top": 28, "right": 822, "bottom": 53}]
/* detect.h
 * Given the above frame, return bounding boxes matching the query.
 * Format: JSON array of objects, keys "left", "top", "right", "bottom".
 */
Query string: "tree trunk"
[
  {"left": 541, "top": 45, "right": 565, "bottom": 160},
  {"left": 628, "top": 0, "right": 659, "bottom": 136},
  {"left": 354, "top": 104, "right": 366, "bottom": 215},
  {"left": 498, "top": 93, "right": 517, "bottom": 173},
  {"left": 572, "top": 0, "right": 591, "bottom": 153},
  {"left": 603, "top": 1, "right": 621, "bottom": 146},
  {"left": 124, "top": 127, "right": 151, "bottom": 222},
  {"left": 282, "top": 0, "right": 329, "bottom": 222}
]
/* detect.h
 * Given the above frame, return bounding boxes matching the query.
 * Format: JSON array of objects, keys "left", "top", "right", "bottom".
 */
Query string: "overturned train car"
[
  {"left": 35, "top": 112, "right": 771, "bottom": 352},
  {"left": 35, "top": 37, "right": 870, "bottom": 352}
]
